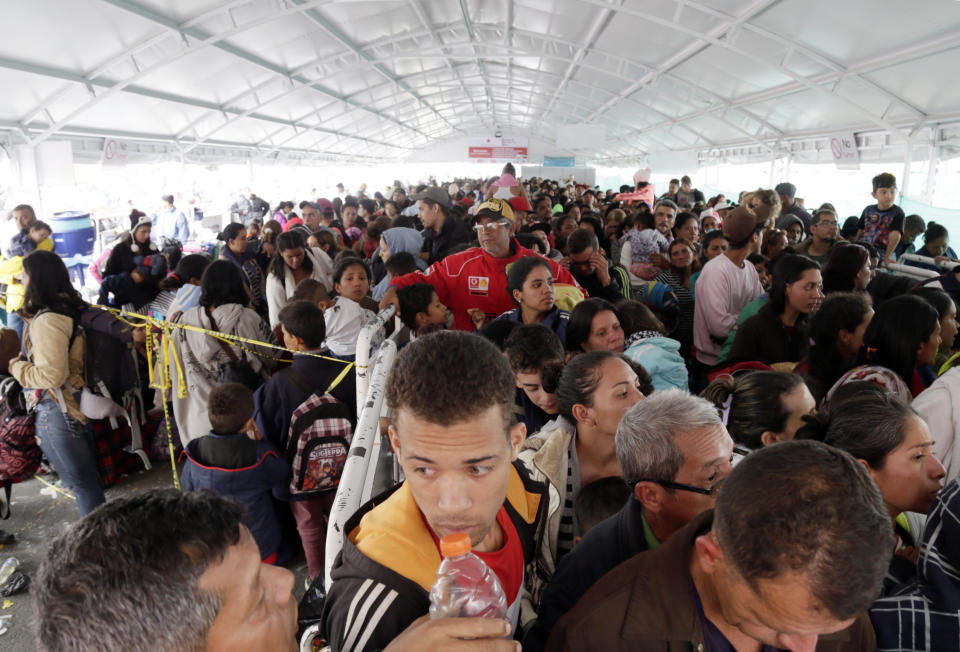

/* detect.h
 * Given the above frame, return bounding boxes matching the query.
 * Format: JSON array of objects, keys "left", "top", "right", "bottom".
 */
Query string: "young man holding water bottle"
[{"left": 321, "top": 331, "right": 548, "bottom": 652}]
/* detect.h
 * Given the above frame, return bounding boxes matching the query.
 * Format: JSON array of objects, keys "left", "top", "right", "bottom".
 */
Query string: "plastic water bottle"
[
  {"left": 0, "top": 558, "right": 18, "bottom": 587},
  {"left": 429, "top": 533, "right": 508, "bottom": 620}
]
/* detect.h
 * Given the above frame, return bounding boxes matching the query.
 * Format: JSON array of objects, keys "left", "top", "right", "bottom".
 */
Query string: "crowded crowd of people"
[{"left": 7, "top": 163, "right": 960, "bottom": 651}]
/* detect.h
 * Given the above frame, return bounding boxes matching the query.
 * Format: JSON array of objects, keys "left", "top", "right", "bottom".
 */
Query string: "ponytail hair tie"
[
  {"left": 169, "top": 272, "right": 181, "bottom": 282},
  {"left": 866, "top": 346, "right": 878, "bottom": 359}
]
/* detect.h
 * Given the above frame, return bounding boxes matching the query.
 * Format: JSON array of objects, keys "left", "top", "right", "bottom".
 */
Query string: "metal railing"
[
  {"left": 325, "top": 338, "right": 398, "bottom": 590},
  {"left": 888, "top": 254, "right": 958, "bottom": 282},
  {"left": 354, "top": 305, "right": 396, "bottom": 417}
]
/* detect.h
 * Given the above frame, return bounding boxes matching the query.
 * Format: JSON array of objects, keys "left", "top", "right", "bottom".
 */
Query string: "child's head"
[
  {"left": 208, "top": 382, "right": 255, "bottom": 435},
  {"left": 871, "top": 172, "right": 897, "bottom": 209},
  {"left": 903, "top": 214, "right": 925, "bottom": 242},
  {"left": 397, "top": 283, "right": 449, "bottom": 333},
  {"left": 278, "top": 300, "right": 326, "bottom": 351},
  {"left": 246, "top": 221, "right": 261, "bottom": 239},
  {"left": 747, "top": 252, "right": 770, "bottom": 290},
  {"left": 29, "top": 220, "right": 51, "bottom": 244},
  {"left": 291, "top": 278, "right": 334, "bottom": 310},
  {"left": 384, "top": 251, "right": 418, "bottom": 279},
  {"left": 923, "top": 221, "right": 950, "bottom": 257},
  {"left": 574, "top": 477, "right": 631, "bottom": 536},
  {"left": 332, "top": 258, "right": 371, "bottom": 302},
  {"left": 701, "top": 230, "right": 729, "bottom": 261},
  {"left": 505, "top": 324, "right": 564, "bottom": 416}
]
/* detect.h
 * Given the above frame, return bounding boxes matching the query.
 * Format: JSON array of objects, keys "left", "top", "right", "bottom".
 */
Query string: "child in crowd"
[
  {"left": 894, "top": 214, "right": 926, "bottom": 259},
  {"left": 372, "top": 251, "right": 419, "bottom": 300},
  {"left": 159, "top": 253, "right": 211, "bottom": 321},
  {"left": 747, "top": 252, "right": 771, "bottom": 291},
  {"left": 291, "top": 278, "right": 336, "bottom": 311},
  {"left": 573, "top": 477, "right": 632, "bottom": 541},
  {"left": 28, "top": 221, "right": 53, "bottom": 252},
  {"left": 906, "top": 222, "right": 957, "bottom": 272},
  {"left": 317, "top": 259, "right": 377, "bottom": 360},
  {"left": 180, "top": 382, "right": 289, "bottom": 564},
  {"left": 397, "top": 283, "right": 451, "bottom": 337},
  {"left": 856, "top": 172, "right": 906, "bottom": 266},
  {"left": 620, "top": 210, "right": 669, "bottom": 280},
  {"left": 504, "top": 323, "right": 565, "bottom": 434},
  {"left": 253, "top": 300, "right": 357, "bottom": 579},
  {"left": 8, "top": 220, "right": 53, "bottom": 257}
]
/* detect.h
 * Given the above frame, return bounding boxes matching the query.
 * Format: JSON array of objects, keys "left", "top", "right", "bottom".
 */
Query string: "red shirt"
[{"left": 426, "top": 506, "right": 524, "bottom": 604}]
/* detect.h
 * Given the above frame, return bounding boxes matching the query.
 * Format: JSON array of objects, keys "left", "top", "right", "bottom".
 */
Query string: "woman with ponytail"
[
  {"left": 700, "top": 370, "right": 814, "bottom": 455},
  {"left": 797, "top": 391, "right": 945, "bottom": 593},
  {"left": 827, "top": 294, "right": 941, "bottom": 403}
]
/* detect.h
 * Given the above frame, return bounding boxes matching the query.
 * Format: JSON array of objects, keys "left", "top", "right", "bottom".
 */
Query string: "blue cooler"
[{"left": 50, "top": 211, "right": 96, "bottom": 265}]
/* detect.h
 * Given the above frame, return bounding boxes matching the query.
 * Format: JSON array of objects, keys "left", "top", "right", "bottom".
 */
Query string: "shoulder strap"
[{"left": 204, "top": 307, "right": 239, "bottom": 362}]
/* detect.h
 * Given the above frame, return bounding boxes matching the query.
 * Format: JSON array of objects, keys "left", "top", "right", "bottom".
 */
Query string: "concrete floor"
[{"left": 0, "top": 461, "right": 310, "bottom": 651}]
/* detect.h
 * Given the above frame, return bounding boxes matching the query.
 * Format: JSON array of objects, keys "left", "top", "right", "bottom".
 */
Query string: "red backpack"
[
  {"left": 285, "top": 391, "right": 353, "bottom": 496},
  {"left": 0, "top": 377, "right": 41, "bottom": 519}
]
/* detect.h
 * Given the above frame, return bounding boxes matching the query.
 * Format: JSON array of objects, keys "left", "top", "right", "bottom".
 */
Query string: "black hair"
[
  {"left": 208, "top": 382, "right": 254, "bottom": 434},
  {"left": 912, "top": 287, "right": 954, "bottom": 321},
  {"left": 504, "top": 323, "right": 565, "bottom": 389},
  {"left": 567, "top": 228, "right": 599, "bottom": 256},
  {"left": 290, "top": 278, "right": 329, "bottom": 304},
  {"left": 840, "top": 216, "right": 860, "bottom": 240},
  {"left": 332, "top": 257, "right": 370, "bottom": 287},
  {"left": 924, "top": 221, "right": 948, "bottom": 245},
  {"left": 700, "top": 230, "right": 727, "bottom": 261},
  {"left": 218, "top": 222, "right": 246, "bottom": 243},
  {"left": 392, "top": 215, "right": 419, "bottom": 230},
  {"left": 615, "top": 299, "right": 665, "bottom": 336},
  {"left": 672, "top": 212, "right": 699, "bottom": 239},
  {"left": 515, "top": 233, "right": 545, "bottom": 255},
  {"left": 478, "top": 319, "right": 521, "bottom": 351},
  {"left": 22, "top": 250, "right": 87, "bottom": 317},
  {"left": 198, "top": 260, "right": 249, "bottom": 308},
  {"left": 385, "top": 251, "right": 418, "bottom": 276},
  {"left": 506, "top": 256, "right": 553, "bottom": 305},
  {"left": 700, "top": 371, "right": 806, "bottom": 448},
  {"left": 746, "top": 252, "right": 766, "bottom": 265},
  {"left": 279, "top": 300, "right": 326, "bottom": 348},
  {"left": 566, "top": 298, "right": 620, "bottom": 352},
  {"left": 805, "top": 292, "right": 873, "bottom": 402},
  {"left": 268, "top": 230, "right": 313, "bottom": 280},
  {"left": 872, "top": 172, "right": 897, "bottom": 192},
  {"left": 360, "top": 198, "right": 377, "bottom": 215},
  {"left": 386, "top": 330, "right": 516, "bottom": 431},
  {"left": 397, "top": 283, "right": 436, "bottom": 331},
  {"left": 35, "top": 489, "right": 244, "bottom": 652},
  {"left": 797, "top": 392, "right": 916, "bottom": 471},
  {"left": 822, "top": 243, "right": 869, "bottom": 294},
  {"left": 160, "top": 254, "right": 211, "bottom": 290},
  {"left": 574, "top": 477, "right": 631, "bottom": 534},
  {"left": 557, "top": 350, "right": 621, "bottom": 422},
  {"left": 714, "top": 440, "right": 893, "bottom": 620},
  {"left": 857, "top": 294, "right": 939, "bottom": 382},
  {"left": 768, "top": 254, "right": 820, "bottom": 315},
  {"left": 30, "top": 220, "right": 51, "bottom": 233}
]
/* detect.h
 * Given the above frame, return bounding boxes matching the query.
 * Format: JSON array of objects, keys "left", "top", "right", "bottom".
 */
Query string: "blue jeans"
[
  {"left": 7, "top": 311, "right": 24, "bottom": 347},
  {"left": 35, "top": 400, "right": 105, "bottom": 516}
]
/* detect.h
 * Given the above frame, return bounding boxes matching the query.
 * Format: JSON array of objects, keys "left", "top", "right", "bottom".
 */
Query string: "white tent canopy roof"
[{"left": 3, "top": 0, "right": 960, "bottom": 164}]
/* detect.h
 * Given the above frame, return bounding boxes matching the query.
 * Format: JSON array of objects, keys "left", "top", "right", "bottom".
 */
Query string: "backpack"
[
  {"left": 76, "top": 307, "right": 140, "bottom": 407},
  {"left": 284, "top": 370, "right": 353, "bottom": 497},
  {"left": 0, "top": 377, "right": 41, "bottom": 518}
]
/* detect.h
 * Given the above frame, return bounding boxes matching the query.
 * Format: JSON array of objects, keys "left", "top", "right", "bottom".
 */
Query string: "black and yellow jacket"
[{"left": 321, "top": 461, "right": 547, "bottom": 652}]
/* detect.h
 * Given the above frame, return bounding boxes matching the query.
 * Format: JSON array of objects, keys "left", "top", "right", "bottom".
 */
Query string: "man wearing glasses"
[
  {"left": 381, "top": 198, "right": 581, "bottom": 331},
  {"left": 796, "top": 206, "right": 840, "bottom": 267},
  {"left": 548, "top": 439, "right": 890, "bottom": 652},
  {"left": 525, "top": 390, "right": 732, "bottom": 651}
]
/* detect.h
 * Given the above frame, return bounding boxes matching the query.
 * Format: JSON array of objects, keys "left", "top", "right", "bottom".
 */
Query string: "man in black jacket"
[
  {"left": 524, "top": 390, "right": 733, "bottom": 651},
  {"left": 562, "top": 228, "right": 624, "bottom": 301},
  {"left": 416, "top": 187, "right": 475, "bottom": 265}
]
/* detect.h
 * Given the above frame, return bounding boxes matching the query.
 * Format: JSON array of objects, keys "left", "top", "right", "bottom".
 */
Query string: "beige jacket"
[
  {"left": 10, "top": 311, "right": 85, "bottom": 422},
  {"left": 517, "top": 416, "right": 576, "bottom": 623}
]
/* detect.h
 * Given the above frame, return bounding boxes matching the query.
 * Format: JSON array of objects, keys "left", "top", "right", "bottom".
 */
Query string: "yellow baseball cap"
[{"left": 475, "top": 198, "right": 516, "bottom": 224}]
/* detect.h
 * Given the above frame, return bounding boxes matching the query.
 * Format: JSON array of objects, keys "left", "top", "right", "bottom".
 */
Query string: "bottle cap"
[{"left": 439, "top": 532, "right": 471, "bottom": 557}]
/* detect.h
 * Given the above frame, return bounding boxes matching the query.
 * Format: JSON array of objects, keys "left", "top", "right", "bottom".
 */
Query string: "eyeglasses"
[
  {"left": 473, "top": 219, "right": 510, "bottom": 233},
  {"left": 646, "top": 477, "right": 726, "bottom": 497}
]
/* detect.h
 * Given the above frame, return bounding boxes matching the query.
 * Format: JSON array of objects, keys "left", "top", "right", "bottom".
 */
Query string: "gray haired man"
[{"left": 524, "top": 389, "right": 733, "bottom": 650}]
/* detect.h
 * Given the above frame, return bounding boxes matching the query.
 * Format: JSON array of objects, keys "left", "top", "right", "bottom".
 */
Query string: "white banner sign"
[{"left": 829, "top": 133, "right": 859, "bottom": 168}]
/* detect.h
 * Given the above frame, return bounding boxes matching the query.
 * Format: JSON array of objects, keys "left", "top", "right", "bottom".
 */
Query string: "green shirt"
[{"left": 641, "top": 512, "right": 661, "bottom": 550}]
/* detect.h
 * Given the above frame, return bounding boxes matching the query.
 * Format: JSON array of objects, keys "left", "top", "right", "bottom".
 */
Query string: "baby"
[{"left": 620, "top": 211, "right": 669, "bottom": 280}]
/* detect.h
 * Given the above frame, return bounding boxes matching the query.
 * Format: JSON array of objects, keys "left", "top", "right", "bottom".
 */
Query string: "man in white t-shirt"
[{"left": 693, "top": 207, "right": 765, "bottom": 374}]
